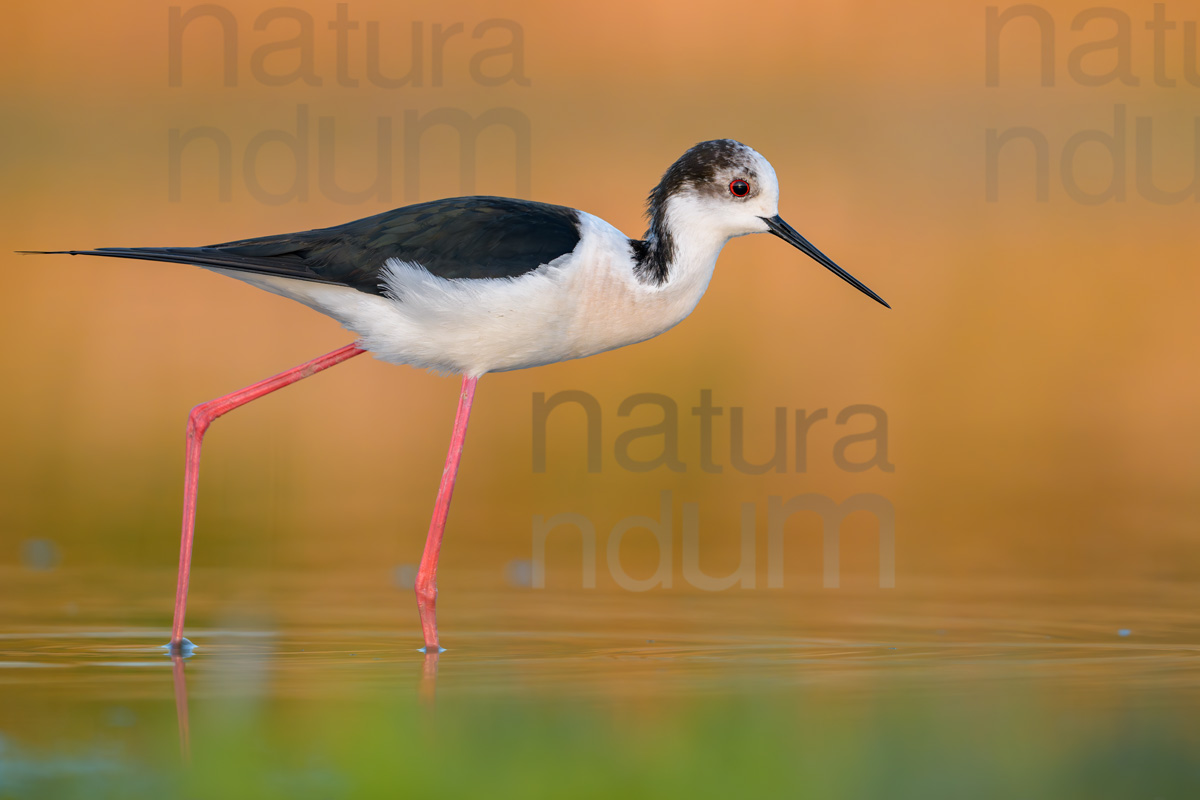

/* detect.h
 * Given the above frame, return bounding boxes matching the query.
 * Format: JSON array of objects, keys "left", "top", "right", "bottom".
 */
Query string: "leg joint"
[
  {"left": 415, "top": 580, "right": 437, "bottom": 606},
  {"left": 186, "top": 402, "right": 219, "bottom": 439}
]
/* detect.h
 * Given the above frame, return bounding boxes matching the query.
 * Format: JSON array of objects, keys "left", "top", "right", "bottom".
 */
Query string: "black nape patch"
[{"left": 633, "top": 139, "right": 753, "bottom": 286}]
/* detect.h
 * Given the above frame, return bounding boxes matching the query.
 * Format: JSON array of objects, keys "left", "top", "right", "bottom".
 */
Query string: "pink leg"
[
  {"left": 415, "top": 375, "right": 479, "bottom": 652},
  {"left": 169, "top": 343, "right": 366, "bottom": 652}
]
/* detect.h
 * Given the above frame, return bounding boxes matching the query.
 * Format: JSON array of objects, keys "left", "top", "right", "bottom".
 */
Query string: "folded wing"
[{"left": 29, "top": 197, "right": 583, "bottom": 297}]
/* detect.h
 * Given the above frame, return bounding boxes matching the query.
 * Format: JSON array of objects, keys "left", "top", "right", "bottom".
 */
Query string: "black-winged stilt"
[{"left": 28, "top": 139, "right": 888, "bottom": 653}]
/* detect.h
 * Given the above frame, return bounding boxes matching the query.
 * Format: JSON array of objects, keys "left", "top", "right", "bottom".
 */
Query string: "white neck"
[{"left": 652, "top": 193, "right": 741, "bottom": 293}]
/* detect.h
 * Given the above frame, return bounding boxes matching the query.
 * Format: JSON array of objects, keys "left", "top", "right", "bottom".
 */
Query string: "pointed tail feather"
[{"left": 17, "top": 247, "right": 346, "bottom": 287}]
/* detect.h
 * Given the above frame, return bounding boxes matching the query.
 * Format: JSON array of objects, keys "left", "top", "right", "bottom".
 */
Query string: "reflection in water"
[
  {"left": 170, "top": 653, "right": 190, "bottom": 765},
  {"left": 420, "top": 650, "right": 439, "bottom": 707},
  {"left": 0, "top": 575, "right": 1196, "bottom": 797}
]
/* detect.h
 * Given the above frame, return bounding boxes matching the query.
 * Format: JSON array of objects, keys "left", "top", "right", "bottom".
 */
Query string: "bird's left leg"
[
  {"left": 169, "top": 343, "right": 366, "bottom": 652},
  {"left": 414, "top": 374, "right": 479, "bottom": 652}
]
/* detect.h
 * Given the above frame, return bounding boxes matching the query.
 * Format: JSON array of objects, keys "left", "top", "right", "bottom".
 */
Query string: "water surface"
[{"left": 1, "top": 568, "right": 1197, "bottom": 798}]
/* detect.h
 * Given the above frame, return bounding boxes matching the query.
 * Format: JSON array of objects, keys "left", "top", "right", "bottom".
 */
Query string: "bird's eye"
[{"left": 729, "top": 179, "right": 750, "bottom": 197}]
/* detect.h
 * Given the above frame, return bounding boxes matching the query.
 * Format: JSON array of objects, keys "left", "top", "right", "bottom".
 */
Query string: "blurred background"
[
  {"left": 3, "top": 0, "right": 1196, "bottom": 599},
  {"left": 0, "top": 0, "right": 1198, "bottom": 794}
]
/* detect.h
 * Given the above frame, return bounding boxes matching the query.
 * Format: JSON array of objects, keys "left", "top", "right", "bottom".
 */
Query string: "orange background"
[{"left": 1, "top": 0, "right": 1196, "bottom": 617}]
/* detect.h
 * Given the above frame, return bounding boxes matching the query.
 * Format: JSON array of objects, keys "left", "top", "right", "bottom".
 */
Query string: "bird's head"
[{"left": 648, "top": 139, "right": 888, "bottom": 307}]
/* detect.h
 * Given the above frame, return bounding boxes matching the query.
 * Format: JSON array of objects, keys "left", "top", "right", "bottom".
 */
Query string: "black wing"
[{"left": 28, "top": 197, "right": 582, "bottom": 296}]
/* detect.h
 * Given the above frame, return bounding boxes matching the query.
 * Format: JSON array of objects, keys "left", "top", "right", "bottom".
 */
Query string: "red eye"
[{"left": 729, "top": 179, "right": 750, "bottom": 197}]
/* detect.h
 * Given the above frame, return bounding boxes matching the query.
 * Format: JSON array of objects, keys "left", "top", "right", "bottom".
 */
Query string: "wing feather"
[{"left": 27, "top": 197, "right": 582, "bottom": 296}]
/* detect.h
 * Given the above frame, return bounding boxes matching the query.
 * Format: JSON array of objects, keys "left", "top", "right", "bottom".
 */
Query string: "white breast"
[{"left": 213, "top": 211, "right": 722, "bottom": 377}]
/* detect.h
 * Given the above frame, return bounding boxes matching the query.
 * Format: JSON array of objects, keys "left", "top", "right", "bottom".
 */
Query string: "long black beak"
[{"left": 761, "top": 215, "right": 889, "bottom": 309}]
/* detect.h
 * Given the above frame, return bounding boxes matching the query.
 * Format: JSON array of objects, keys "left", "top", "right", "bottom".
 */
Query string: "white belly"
[{"left": 214, "top": 212, "right": 719, "bottom": 376}]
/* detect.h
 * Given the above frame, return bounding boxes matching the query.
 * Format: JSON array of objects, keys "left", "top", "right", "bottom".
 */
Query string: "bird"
[{"left": 26, "top": 139, "right": 888, "bottom": 654}]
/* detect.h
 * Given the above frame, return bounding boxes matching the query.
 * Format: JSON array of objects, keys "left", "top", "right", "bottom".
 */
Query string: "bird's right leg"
[
  {"left": 414, "top": 374, "right": 479, "bottom": 653},
  {"left": 168, "top": 343, "right": 366, "bottom": 653}
]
